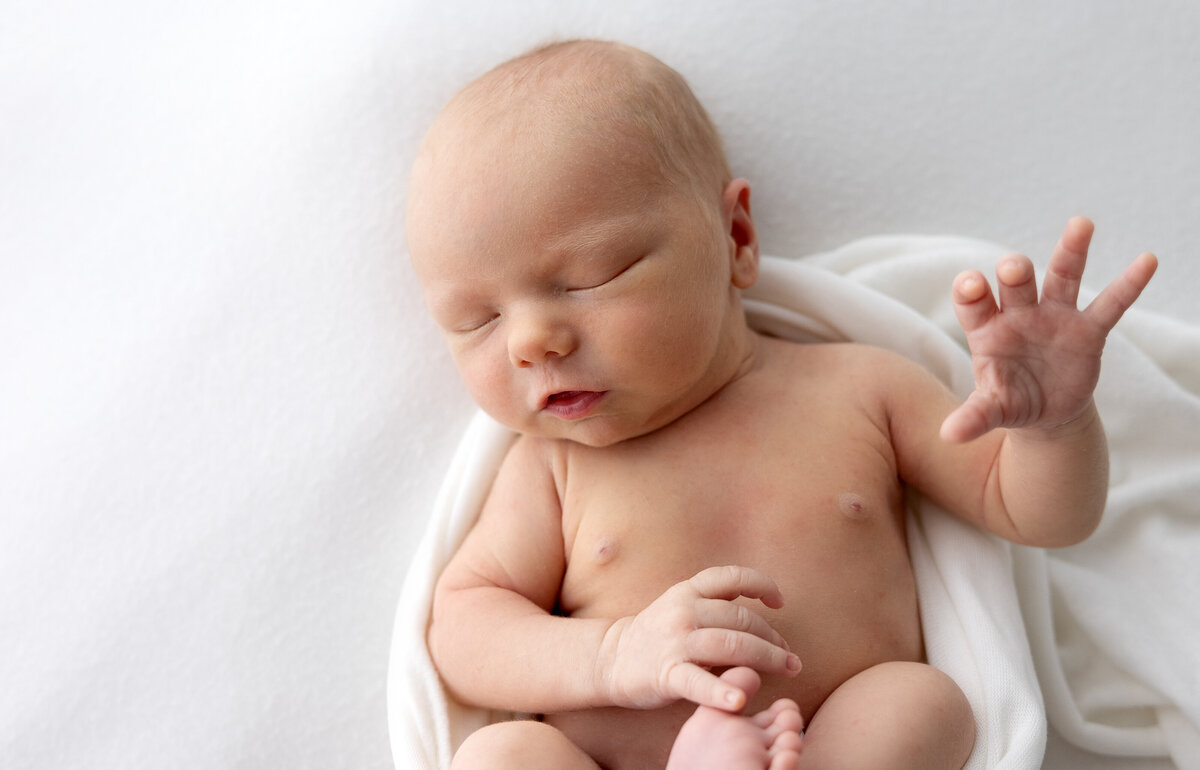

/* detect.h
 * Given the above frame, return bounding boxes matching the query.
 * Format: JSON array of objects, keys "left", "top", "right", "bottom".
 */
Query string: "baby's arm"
[
  {"left": 428, "top": 436, "right": 798, "bottom": 715},
  {"left": 889, "top": 218, "right": 1156, "bottom": 546}
]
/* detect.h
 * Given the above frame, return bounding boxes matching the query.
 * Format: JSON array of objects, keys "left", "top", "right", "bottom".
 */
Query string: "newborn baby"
[{"left": 407, "top": 39, "right": 1157, "bottom": 770}]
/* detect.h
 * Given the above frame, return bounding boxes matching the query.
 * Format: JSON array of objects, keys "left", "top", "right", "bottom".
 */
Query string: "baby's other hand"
[
  {"left": 941, "top": 217, "right": 1157, "bottom": 443},
  {"left": 598, "top": 565, "right": 801, "bottom": 712}
]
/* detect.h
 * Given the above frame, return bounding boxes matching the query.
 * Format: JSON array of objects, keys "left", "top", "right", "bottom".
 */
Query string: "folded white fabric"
[{"left": 389, "top": 237, "right": 1200, "bottom": 769}]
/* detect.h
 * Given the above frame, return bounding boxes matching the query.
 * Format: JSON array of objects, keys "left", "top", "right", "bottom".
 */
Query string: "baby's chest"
[{"left": 556, "top": 427, "right": 908, "bottom": 619}]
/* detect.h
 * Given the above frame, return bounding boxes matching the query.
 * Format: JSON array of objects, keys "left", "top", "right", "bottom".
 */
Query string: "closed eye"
[
  {"left": 452, "top": 313, "right": 499, "bottom": 334},
  {"left": 567, "top": 255, "right": 645, "bottom": 293}
]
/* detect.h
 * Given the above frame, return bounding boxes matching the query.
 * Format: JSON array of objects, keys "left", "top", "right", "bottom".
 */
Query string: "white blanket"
[{"left": 387, "top": 238, "right": 1200, "bottom": 769}]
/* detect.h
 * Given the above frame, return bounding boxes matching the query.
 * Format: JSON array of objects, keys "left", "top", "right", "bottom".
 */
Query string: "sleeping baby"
[{"left": 406, "top": 39, "right": 1157, "bottom": 770}]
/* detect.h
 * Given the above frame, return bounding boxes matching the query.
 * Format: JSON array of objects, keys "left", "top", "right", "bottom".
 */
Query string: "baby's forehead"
[
  {"left": 414, "top": 91, "right": 658, "bottom": 205},
  {"left": 435, "top": 75, "right": 626, "bottom": 149}
]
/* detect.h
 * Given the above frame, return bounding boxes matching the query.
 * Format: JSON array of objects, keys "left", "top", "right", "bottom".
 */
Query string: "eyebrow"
[{"left": 546, "top": 212, "right": 656, "bottom": 261}]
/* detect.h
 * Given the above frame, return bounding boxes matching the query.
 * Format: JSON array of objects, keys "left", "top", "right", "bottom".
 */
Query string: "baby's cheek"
[
  {"left": 459, "top": 354, "right": 513, "bottom": 417},
  {"left": 596, "top": 302, "right": 658, "bottom": 355}
]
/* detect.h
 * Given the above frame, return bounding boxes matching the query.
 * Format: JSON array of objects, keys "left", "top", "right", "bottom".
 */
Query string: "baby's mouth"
[
  {"left": 546, "top": 390, "right": 585, "bottom": 405},
  {"left": 543, "top": 390, "right": 607, "bottom": 419}
]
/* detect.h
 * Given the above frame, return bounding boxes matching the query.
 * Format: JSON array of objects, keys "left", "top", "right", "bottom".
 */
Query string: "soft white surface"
[{"left": 3, "top": 1, "right": 1198, "bottom": 768}]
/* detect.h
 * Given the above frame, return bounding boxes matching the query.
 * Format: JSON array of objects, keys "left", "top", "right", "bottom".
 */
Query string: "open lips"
[{"left": 543, "top": 390, "right": 607, "bottom": 419}]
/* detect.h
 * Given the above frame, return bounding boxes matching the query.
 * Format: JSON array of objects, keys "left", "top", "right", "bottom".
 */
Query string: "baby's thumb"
[
  {"left": 940, "top": 392, "right": 1000, "bottom": 443},
  {"left": 670, "top": 663, "right": 750, "bottom": 713}
]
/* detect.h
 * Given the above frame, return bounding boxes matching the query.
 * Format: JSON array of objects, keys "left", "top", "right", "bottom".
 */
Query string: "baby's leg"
[
  {"left": 798, "top": 661, "right": 974, "bottom": 769},
  {"left": 450, "top": 719, "right": 599, "bottom": 770},
  {"left": 667, "top": 667, "right": 804, "bottom": 770}
]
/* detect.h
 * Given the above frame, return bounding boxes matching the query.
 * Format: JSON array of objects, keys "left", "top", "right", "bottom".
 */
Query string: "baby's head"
[
  {"left": 419, "top": 39, "right": 733, "bottom": 211},
  {"left": 409, "top": 40, "right": 761, "bottom": 446}
]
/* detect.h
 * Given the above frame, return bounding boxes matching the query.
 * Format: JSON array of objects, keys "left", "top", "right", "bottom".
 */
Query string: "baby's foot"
[{"left": 666, "top": 667, "right": 804, "bottom": 770}]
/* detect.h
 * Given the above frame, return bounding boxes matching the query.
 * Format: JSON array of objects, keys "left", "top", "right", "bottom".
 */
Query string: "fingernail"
[
  {"left": 725, "top": 689, "right": 742, "bottom": 707},
  {"left": 959, "top": 275, "right": 984, "bottom": 299},
  {"left": 999, "top": 258, "right": 1027, "bottom": 283},
  {"left": 787, "top": 654, "right": 801, "bottom": 672}
]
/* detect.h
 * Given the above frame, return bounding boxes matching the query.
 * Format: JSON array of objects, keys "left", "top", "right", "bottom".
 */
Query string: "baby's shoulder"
[
  {"left": 767, "top": 338, "right": 920, "bottom": 378},
  {"left": 763, "top": 339, "right": 944, "bottom": 414}
]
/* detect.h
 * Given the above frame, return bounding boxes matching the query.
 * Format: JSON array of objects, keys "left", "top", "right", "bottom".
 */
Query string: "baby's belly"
[
  {"left": 546, "top": 703, "right": 694, "bottom": 770},
  {"left": 549, "top": 496, "right": 923, "bottom": 769}
]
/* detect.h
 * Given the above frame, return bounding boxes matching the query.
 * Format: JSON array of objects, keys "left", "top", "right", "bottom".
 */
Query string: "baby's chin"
[
  {"left": 531, "top": 421, "right": 636, "bottom": 448},
  {"left": 485, "top": 410, "right": 651, "bottom": 448}
]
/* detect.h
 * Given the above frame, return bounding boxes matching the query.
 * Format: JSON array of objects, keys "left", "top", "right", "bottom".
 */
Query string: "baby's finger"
[
  {"left": 666, "top": 661, "right": 750, "bottom": 712},
  {"left": 686, "top": 627, "right": 801, "bottom": 677},
  {"left": 994, "top": 254, "right": 1038, "bottom": 311},
  {"left": 688, "top": 566, "right": 785, "bottom": 609},
  {"left": 1085, "top": 252, "right": 1159, "bottom": 332},
  {"left": 695, "top": 599, "right": 790, "bottom": 651},
  {"left": 940, "top": 391, "right": 1003, "bottom": 443},
  {"left": 1041, "top": 216, "right": 1094, "bottom": 307},
  {"left": 950, "top": 269, "right": 999, "bottom": 334}
]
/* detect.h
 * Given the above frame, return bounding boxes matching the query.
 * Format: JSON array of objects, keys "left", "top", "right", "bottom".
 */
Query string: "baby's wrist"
[
  {"left": 1016, "top": 399, "right": 1100, "bottom": 442},
  {"left": 593, "top": 616, "right": 633, "bottom": 708}
]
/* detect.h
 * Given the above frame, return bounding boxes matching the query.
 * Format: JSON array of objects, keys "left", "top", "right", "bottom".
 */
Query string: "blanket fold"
[{"left": 390, "top": 238, "right": 1200, "bottom": 770}]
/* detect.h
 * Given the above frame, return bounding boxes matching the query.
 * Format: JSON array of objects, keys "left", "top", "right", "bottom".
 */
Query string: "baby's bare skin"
[
  {"left": 545, "top": 336, "right": 923, "bottom": 767},
  {"left": 411, "top": 39, "right": 1158, "bottom": 770},
  {"left": 438, "top": 334, "right": 982, "bottom": 770}
]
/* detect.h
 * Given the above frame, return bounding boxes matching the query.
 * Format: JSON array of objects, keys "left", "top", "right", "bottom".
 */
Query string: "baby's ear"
[{"left": 723, "top": 179, "right": 759, "bottom": 289}]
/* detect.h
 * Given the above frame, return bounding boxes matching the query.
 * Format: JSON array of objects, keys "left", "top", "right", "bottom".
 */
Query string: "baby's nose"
[{"left": 507, "top": 311, "right": 577, "bottom": 368}]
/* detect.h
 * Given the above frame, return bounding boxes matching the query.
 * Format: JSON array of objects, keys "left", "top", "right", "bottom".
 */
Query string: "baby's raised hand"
[
  {"left": 598, "top": 565, "right": 800, "bottom": 712},
  {"left": 941, "top": 217, "right": 1157, "bottom": 443}
]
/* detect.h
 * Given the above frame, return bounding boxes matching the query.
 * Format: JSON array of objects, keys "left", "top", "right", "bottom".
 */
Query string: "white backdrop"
[{"left": 2, "top": 1, "right": 1196, "bottom": 768}]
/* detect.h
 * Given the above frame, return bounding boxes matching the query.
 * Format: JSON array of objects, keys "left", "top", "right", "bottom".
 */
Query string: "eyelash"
[
  {"left": 455, "top": 314, "right": 499, "bottom": 334},
  {"left": 567, "top": 255, "right": 643, "bottom": 293},
  {"left": 451, "top": 256, "right": 643, "bottom": 333}
]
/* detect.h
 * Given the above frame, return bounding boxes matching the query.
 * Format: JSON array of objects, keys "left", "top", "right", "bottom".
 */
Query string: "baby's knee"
[
  {"left": 452, "top": 719, "right": 595, "bottom": 770},
  {"left": 916, "top": 664, "right": 972, "bottom": 723},
  {"left": 452, "top": 721, "right": 549, "bottom": 769},
  {"left": 814, "top": 661, "right": 974, "bottom": 769},
  {"left": 878, "top": 662, "right": 975, "bottom": 767}
]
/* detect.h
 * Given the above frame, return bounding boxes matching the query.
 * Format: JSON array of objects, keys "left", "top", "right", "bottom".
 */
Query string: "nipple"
[
  {"left": 838, "top": 492, "right": 870, "bottom": 521},
  {"left": 592, "top": 537, "right": 619, "bottom": 566}
]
